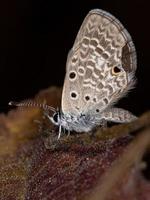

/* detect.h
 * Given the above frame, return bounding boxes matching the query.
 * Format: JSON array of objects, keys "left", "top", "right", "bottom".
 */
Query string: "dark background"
[{"left": 0, "top": 0, "right": 149, "bottom": 114}]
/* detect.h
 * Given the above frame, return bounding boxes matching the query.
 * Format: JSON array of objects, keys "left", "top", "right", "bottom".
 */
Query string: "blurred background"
[{"left": 0, "top": 0, "right": 149, "bottom": 114}]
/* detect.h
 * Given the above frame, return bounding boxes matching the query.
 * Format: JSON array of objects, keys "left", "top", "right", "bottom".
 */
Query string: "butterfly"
[{"left": 9, "top": 9, "right": 137, "bottom": 139}]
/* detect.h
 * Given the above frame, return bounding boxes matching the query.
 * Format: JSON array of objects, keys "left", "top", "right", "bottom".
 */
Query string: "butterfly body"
[
  {"left": 49, "top": 107, "right": 137, "bottom": 136},
  {"left": 50, "top": 111, "right": 103, "bottom": 132}
]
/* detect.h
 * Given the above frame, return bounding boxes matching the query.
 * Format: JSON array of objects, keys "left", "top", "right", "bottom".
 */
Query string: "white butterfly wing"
[{"left": 61, "top": 9, "right": 137, "bottom": 116}]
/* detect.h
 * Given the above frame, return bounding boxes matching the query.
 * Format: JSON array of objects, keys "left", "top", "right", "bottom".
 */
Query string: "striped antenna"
[{"left": 8, "top": 100, "right": 56, "bottom": 112}]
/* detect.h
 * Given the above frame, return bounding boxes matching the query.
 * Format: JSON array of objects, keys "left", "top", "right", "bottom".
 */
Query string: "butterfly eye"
[
  {"left": 112, "top": 66, "right": 122, "bottom": 75},
  {"left": 53, "top": 113, "right": 59, "bottom": 123}
]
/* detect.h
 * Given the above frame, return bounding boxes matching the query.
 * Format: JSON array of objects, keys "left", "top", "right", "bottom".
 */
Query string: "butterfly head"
[{"left": 50, "top": 110, "right": 62, "bottom": 126}]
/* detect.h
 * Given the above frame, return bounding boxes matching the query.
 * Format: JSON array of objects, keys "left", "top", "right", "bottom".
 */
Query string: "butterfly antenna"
[{"left": 8, "top": 100, "right": 56, "bottom": 112}]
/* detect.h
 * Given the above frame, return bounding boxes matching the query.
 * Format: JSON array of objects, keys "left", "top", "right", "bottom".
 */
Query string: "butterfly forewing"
[{"left": 61, "top": 9, "right": 137, "bottom": 116}]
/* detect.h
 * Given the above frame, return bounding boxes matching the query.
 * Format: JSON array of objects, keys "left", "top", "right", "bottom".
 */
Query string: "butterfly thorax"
[{"left": 51, "top": 111, "right": 101, "bottom": 132}]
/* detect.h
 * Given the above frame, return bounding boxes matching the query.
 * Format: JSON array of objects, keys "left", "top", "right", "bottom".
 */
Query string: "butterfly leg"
[
  {"left": 58, "top": 125, "right": 62, "bottom": 140},
  {"left": 101, "top": 107, "right": 137, "bottom": 123}
]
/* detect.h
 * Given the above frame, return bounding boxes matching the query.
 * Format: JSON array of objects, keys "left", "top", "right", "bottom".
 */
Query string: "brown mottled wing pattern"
[{"left": 61, "top": 9, "right": 137, "bottom": 116}]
